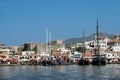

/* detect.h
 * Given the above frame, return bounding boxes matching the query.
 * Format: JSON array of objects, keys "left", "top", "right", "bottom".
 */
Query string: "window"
[
  {"left": 103, "top": 42, "right": 106, "bottom": 44},
  {"left": 112, "top": 54, "right": 114, "bottom": 56},
  {"left": 20, "top": 57, "right": 22, "bottom": 59},
  {"left": 25, "top": 56, "right": 28, "bottom": 59}
]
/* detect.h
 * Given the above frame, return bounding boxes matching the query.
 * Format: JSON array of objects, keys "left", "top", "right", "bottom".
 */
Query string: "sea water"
[{"left": 0, "top": 64, "right": 120, "bottom": 80}]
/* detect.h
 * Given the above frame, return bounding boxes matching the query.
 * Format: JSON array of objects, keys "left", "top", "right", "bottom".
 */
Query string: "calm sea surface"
[{"left": 0, "top": 64, "right": 120, "bottom": 80}]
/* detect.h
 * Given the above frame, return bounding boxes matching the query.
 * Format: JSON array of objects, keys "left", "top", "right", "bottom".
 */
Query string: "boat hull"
[
  {"left": 92, "top": 57, "right": 106, "bottom": 65},
  {"left": 78, "top": 59, "right": 90, "bottom": 65}
]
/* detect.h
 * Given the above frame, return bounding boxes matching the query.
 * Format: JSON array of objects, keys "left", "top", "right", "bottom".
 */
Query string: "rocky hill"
[{"left": 63, "top": 32, "right": 115, "bottom": 47}]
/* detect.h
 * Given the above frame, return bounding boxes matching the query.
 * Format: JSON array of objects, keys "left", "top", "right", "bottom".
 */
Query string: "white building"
[
  {"left": 77, "top": 36, "right": 109, "bottom": 51},
  {"left": 0, "top": 48, "right": 11, "bottom": 60},
  {"left": 97, "top": 36, "right": 109, "bottom": 51},
  {"left": 108, "top": 34, "right": 120, "bottom": 52},
  {"left": 104, "top": 52, "right": 120, "bottom": 63}
]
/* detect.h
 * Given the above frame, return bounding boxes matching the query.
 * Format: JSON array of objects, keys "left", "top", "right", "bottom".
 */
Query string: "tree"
[
  {"left": 22, "top": 44, "right": 29, "bottom": 51},
  {"left": 32, "top": 45, "right": 38, "bottom": 53},
  {"left": 75, "top": 47, "right": 86, "bottom": 53}
]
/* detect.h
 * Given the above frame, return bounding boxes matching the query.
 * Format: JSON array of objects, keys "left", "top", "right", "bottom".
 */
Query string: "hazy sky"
[{"left": 0, "top": 0, "right": 120, "bottom": 45}]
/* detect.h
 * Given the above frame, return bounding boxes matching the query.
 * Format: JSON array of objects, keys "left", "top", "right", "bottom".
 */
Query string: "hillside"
[{"left": 63, "top": 32, "right": 115, "bottom": 47}]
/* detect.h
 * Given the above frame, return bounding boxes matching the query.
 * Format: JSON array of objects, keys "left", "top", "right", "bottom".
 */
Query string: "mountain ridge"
[{"left": 63, "top": 32, "right": 115, "bottom": 47}]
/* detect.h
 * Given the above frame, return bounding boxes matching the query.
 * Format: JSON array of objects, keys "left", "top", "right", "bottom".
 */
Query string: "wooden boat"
[
  {"left": 78, "top": 30, "right": 90, "bottom": 65},
  {"left": 91, "top": 20, "right": 106, "bottom": 65},
  {"left": 92, "top": 55, "right": 106, "bottom": 65}
]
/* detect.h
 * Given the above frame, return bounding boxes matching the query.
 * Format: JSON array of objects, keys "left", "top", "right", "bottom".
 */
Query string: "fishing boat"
[
  {"left": 78, "top": 30, "right": 90, "bottom": 65},
  {"left": 91, "top": 20, "right": 106, "bottom": 65}
]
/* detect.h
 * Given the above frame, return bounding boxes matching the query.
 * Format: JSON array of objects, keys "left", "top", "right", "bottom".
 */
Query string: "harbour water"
[{"left": 0, "top": 64, "right": 120, "bottom": 80}]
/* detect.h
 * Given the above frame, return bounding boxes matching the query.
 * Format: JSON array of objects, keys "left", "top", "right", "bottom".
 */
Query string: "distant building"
[
  {"left": 116, "top": 34, "right": 120, "bottom": 39},
  {"left": 108, "top": 34, "right": 120, "bottom": 52},
  {"left": 77, "top": 35, "right": 109, "bottom": 51},
  {"left": 0, "top": 43, "right": 6, "bottom": 49},
  {"left": 23, "top": 42, "right": 42, "bottom": 52},
  {"left": 51, "top": 40, "right": 63, "bottom": 45},
  {"left": 9, "top": 46, "right": 19, "bottom": 54},
  {"left": 96, "top": 36, "right": 109, "bottom": 51},
  {"left": 50, "top": 40, "right": 65, "bottom": 50},
  {"left": 22, "top": 40, "right": 65, "bottom": 54}
]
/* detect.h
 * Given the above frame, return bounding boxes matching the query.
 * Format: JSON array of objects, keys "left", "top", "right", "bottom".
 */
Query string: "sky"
[{"left": 0, "top": 0, "right": 120, "bottom": 46}]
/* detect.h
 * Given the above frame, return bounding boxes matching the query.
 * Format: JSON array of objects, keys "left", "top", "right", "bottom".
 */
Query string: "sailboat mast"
[
  {"left": 82, "top": 30, "right": 85, "bottom": 59},
  {"left": 49, "top": 30, "right": 51, "bottom": 54},
  {"left": 46, "top": 28, "right": 48, "bottom": 54},
  {"left": 96, "top": 19, "right": 99, "bottom": 56}
]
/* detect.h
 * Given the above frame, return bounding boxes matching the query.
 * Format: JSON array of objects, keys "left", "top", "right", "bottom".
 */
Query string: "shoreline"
[
  {"left": 0, "top": 63, "right": 120, "bottom": 66},
  {"left": 0, "top": 64, "right": 20, "bottom": 66}
]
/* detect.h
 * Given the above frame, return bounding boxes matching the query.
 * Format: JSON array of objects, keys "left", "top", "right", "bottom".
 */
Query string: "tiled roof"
[{"left": 108, "top": 38, "right": 120, "bottom": 43}]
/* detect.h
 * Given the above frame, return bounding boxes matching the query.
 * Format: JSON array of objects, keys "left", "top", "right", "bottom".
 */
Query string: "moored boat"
[
  {"left": 91, "top": 20, "right": 106, "bottom": 65},
  {"left": 78, "top": 58, "right": 90, "bottom": 65},
  {"left": 92, "top": 55, "right": 106, "bottom": 65},
  {"left": 78, "top": 30, "right": 90, "bottom": 65}
]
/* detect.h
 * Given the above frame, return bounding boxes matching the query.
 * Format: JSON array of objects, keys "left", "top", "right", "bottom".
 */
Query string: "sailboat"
[
  {"left": 78, "top": 30, "right": 90, "bottom": 65},
  {"left": 91, "top": 20, "right": 106, "bottom": 65},
  {"left": 41, "top": 28, "right": 55, "bottom": 66}
]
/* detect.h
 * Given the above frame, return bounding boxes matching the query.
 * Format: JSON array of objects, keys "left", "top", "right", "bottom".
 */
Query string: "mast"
[
  {"left": 41, "top": 42, "right": 42, "bottom": 52},
  {"left": 96, "top": 19, "right": 101, "bottom": 65},
  {"left": 49, "top": 30, "right": 52, "bottom": 54},
  {"left": 96, "top": 19, "right": 99, "bottom": 56},
  {"left": 92, "top": 19, "right": 106, "bottom": 65},
  {"left": 82, "top": 30, "right": 85, "bottom": 59},
  {"left": 46, "top": 28, "right": 48, "bottom": 54}
]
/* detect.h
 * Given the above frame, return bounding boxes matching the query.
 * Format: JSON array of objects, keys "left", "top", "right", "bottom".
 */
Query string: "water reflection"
[{"left": 0, "top": 64, "right": 120, "bottom": 80}]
